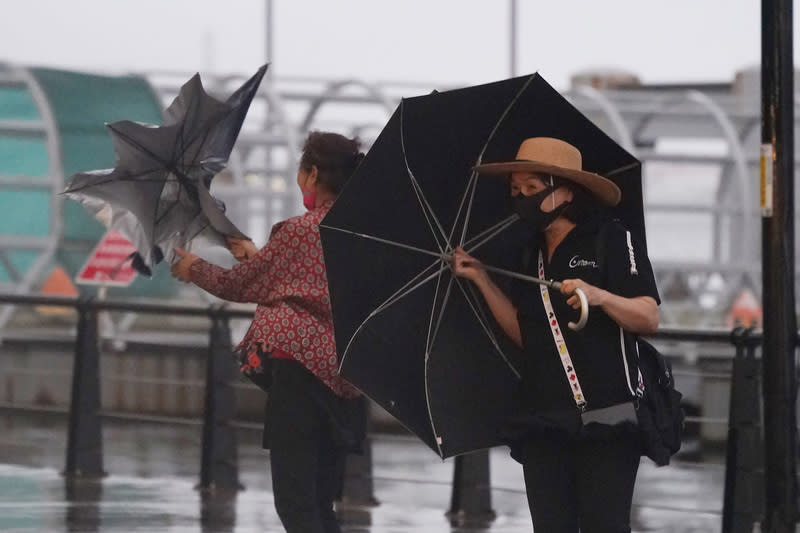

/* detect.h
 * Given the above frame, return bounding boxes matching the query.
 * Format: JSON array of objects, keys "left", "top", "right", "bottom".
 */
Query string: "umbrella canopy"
[
  {"left": 63, "top": 65, "right": 268, "bottom": 275},
  {"left": 319, "top": 73, "right": 642, "bottom": 458}
]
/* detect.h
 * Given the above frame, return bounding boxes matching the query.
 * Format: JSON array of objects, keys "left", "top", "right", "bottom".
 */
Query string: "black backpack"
[
  {"left": 633, "top": 337, "right": 685, "bottom": 465},
  {"left": 594, "top": 221, "right": 685, "bottom": 466}
]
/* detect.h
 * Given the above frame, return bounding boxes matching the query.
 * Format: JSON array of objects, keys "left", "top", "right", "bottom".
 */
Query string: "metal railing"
[{"left": 0, "top": 292, "right": 772, "bottom": 529}]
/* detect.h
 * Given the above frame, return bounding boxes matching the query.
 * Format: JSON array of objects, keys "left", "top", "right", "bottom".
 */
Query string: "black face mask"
[{"left": 513, "top": 186, "right": 570, "bottom": 231}]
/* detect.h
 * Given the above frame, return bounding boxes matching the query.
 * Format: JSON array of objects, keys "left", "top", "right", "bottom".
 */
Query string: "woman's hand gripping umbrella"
[{"left": 452, "top": 247, "right": 589, "bottom": 333}]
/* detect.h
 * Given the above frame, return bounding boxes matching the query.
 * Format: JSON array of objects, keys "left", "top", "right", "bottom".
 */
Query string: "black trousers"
[
  {"left": 520, "top": 428, "right": 641, "bottom": 533},
  {"left": 264, "top": 359, "right": 349, "bottom": 533}
]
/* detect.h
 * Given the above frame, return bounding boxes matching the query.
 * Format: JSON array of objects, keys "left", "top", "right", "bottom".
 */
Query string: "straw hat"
[{"left": 473, "top": 137, "right": 622, "bottom": 206}]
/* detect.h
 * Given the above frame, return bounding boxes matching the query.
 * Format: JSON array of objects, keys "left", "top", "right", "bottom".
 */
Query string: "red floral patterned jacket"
[{"left": 189, "top": 202, "right": 360, "bottom": 399}]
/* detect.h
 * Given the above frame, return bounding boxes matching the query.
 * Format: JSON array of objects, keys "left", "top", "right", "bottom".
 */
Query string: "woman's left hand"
[
  {"left": 559, "top": 278, "right": 606, "bottom": 309},
  {"left": 171, "top": 248, "right": 199, "bottom": 282}
]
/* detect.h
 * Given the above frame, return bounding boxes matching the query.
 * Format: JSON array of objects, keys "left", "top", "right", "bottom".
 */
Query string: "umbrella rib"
[
  {"left": 454, "top": 74, "right": 535, "bottom": 249},
  {"left": 398, "top": 100, "right": 450, "bottom": 254},
  {"left": 107, "top": 124, "right": 182, "bottom": 250},
  {"left": 64, "top": 169, "right": 175, "bottom": 193},
  {"left": 605, "top": 161, "right": 639, "bottom": 177},
  {"left": 107, "top": 124, "right": 174, "bottom": 170},
  {"left": 421, "top": 265, "right": 521, "bottom": 454},
  {"left": 183, "top": 110, "right": 229, "bottom": 173},
  {"left": 439, "top": 169, "right": 478, "bottom": 252},
  {"left": 319, "top": 225, "right": 446, "bottom": 261},
  {"left": 370, "top": 261, "right": 448, "bottom": 317},
  {"left": 460, "top": 214, "right": 560, "bottom": 290},
  {"left": 174, "top": 86, "right": 197, "bottom": 169},
  {"left": 434, "top": 254, "right": 523, "bottom": 378},
  {"left": 474, "top": 74, "right": 536, "bottom": 166},
  {"left": 183, "top": 217, "right": 213, "bottom": 243},
  {"left": 171, "top": 115, "right": 208, "bottom": 195},
  {"left": 424, "top": 359, "right": 444, "bottom": 457},
  {"left": 422, "top": 265, "right": 454, "bottom": 457},
  {"left": 160, "top": 214, "right": 214, "bottom": 263},
  {"left": 463, "top": 214, "right": 520, "bottom": 254},
  {"left": 173, "top": 78, "right": 234, "bottom": 171},
  {"left": 154, "top": 188, "right": 185, "bottom": 226},
  {"left": 155, "top": 200, "right": 203, "bottom": 230},
  {"left": 450, "top": 273, "right": 522, "bottom": 379},
  {"left": 338, "top": 260, "right": 450, "bottom": 370},
  {"left": 456, "top": 171, "right": 481, "bottom": 247},
  {"left": 424, "top": 267, "right": 456, "bottom": 359}
]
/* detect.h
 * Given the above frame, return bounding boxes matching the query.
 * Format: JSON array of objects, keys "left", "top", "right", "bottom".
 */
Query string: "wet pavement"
[{"left": 0, "top": 410, "right": 726, "bottom": 532}]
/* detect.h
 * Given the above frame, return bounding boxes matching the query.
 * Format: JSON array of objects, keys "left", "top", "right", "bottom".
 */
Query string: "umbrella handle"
[
  {"left": 567, "top": 288, "right": 589, "bottom": 331},
  {"left": 469, "top": 264, "right": 589, "bottom": 330}
]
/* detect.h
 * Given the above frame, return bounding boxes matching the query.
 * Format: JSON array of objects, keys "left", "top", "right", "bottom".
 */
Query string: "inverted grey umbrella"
[{"left": 63, "top": 65, "right": 268, "bottom": 275}]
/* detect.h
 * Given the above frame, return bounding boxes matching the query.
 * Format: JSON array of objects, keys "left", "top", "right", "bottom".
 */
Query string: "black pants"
[
  {"left": 520, "top": 428, "right": 641, "bottom": 533},
  {"left": 264, "top": 359, "right": 349, "bottom": 533}
]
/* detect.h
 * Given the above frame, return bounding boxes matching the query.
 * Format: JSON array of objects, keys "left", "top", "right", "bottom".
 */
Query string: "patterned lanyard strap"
[{"left": 538, "top": 250, "right": 587, "bottom": 411}]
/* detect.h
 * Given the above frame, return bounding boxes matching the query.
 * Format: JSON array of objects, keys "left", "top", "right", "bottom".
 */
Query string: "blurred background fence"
[
  {"left": 0, "top": 291, "right": 773, "bottom": 530},
  {"left": 1, "top": 62, "right": 797, "bottom": 332}
]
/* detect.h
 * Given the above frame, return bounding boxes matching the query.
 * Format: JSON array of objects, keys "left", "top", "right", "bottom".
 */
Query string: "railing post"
[
  {"left": 447, "top": 449, "right": 496, "bottom": 525},
  {"left": 65, "top": 478, "right": 102, "bottom": 531},
  {"left": 64, "top": 298, "right": 105, "bottom": 478},
  {"left": 338, "top": 396, "right": 378, "bottom": 506},
  {"left": 198, "top": 308, "right": 241, "bottom": 492},
  {"left": 723, "top": 327, "right": 765, "bottom": 532},
  {"left": 200, "top": 490, "right": 238, "bottom": 532}
]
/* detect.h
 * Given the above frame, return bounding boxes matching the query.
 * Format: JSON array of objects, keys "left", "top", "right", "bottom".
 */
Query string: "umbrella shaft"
[
  {"left": 481, "top": 264, "right": 560, "bottom": 290},
  {"left": 320, "top": 225, "right": 449, "bottom": 261}
]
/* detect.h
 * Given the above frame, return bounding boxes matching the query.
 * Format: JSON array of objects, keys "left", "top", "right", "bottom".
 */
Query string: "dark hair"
[
  {"left": 299, "top": 131, "right": 364, "bottom": 194},
  {"left": 551, "top": 177, "right": 604, "bottom": 224}
]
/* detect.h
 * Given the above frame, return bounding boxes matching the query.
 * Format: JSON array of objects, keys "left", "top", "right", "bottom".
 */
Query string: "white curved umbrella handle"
[{"left": 568, "top": 288, "right": 589, "bottom": 331}]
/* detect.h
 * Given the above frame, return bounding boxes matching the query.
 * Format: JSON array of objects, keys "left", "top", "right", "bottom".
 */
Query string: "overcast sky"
[{"left": 0, "top": 1, "right": 787, "bottom": 90}]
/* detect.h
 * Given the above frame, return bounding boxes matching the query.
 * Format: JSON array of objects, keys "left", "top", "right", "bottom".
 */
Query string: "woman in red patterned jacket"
[{"left": 171, "top": 131, "right": 365, "bottom": 533}]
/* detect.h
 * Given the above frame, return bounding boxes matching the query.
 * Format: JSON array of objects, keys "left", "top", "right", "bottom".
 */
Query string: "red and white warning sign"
[{"left": 75, "top": 230, "right": 139, "bottom": 287}]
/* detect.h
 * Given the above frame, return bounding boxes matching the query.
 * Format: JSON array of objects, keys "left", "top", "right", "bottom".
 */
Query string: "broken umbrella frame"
[{"left": 63, "top": 65, "right": 268, "bottom": 276}]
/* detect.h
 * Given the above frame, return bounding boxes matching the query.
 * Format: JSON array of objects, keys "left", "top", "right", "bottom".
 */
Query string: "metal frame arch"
[
  {"left": 299, "top": 79, "right": 395, "bottom": 134},
  {"left": 568, "top": 85, "right": 637, "bottom": 156},
  {"left": 9, "top": 64, "right": 66, "bottom": 245},
  {"left": 215, "top": 72, "right": 301, "bottom": 204},
  {"left": 261, "top": 80, "right": 300, "bottom": 160},
  {"left": 260, "top": 80, "right": 301, "bottom": 209},
  {"left": 0, "top": 63, "right": 66, "bottom": 331},
  {"left": 628, "top": 90, "right": 753, "bottom": 264},
  {"left": 228, "top": 75, "right": 303, "bottom": 239},
  {"left": 685, "top": 89, "right": 753, "bottom": 263},
  {"left": 713, "top": 116, "right": 761, "bottom": 264}
]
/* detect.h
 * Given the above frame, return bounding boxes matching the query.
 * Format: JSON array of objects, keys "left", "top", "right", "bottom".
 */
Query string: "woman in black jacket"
[{"left": 453, "top": 137, "right": 659, "bottom": 533}]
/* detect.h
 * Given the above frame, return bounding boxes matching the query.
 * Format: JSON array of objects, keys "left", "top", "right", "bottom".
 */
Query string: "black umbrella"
[
  {"left": 63, "top": 65, "right": 268, "bottom": 275},
  {"left": 319, "top": 73, "right": 642, "bottom": 458}
]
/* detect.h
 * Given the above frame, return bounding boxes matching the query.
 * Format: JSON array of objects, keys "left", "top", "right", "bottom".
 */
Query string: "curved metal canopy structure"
[{"left": 0, "top": 64, "right": 794, "bottom": 328}]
